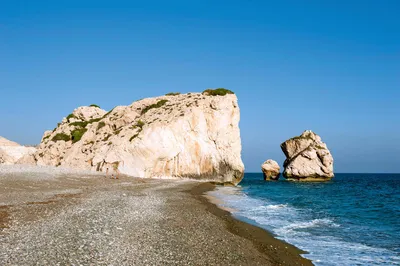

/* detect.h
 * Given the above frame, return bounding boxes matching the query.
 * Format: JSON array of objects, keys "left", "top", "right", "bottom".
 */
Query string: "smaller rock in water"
[{"left": 261, "top": 160, "right": 280, "bottom": 180}]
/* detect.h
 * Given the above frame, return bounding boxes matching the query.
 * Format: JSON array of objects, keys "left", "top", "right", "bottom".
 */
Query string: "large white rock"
[
  {"left": 0, "top": 136, "right": 20, "bottom": 146},
  {"left": 32, "top": 92, "right": 245, "bottom": 184},
  {"left": 261, "top": 159, "right": 280, "bottom": 180},
  {"left": 0, "top": 149, "right": 13, "bottom": 164},
  {"left": 0, "top": 137, "right": 37, "bottom": 165},
  {"left": 281, "top": 130, "right": 334, "bottom": 181}
]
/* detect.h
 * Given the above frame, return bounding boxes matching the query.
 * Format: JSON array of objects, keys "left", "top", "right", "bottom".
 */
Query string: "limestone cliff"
[
  {"left": 0, "top": 136, "right": 37, "bottom": 165},
  {"left": 30, "top": 91, "right": 244, "bottom": 184},
  {"left": 281, "top": 130, "right": 334, "bottom": 181}
]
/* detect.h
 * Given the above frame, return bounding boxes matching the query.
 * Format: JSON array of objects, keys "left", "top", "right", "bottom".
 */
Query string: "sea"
[{"left": 208, "top": 173, "right": 400, "bottom": 265}]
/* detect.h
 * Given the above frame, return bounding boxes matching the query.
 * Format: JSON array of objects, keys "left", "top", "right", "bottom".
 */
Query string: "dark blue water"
[{"left": 208, "top": 173, "right": 400, "bottom": 265}]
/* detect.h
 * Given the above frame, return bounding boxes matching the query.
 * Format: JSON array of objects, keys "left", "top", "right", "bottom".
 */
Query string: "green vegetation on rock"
[
  {"left": 141, "top": 100, "right": 168, "bottom": 115},
  {"left": 202, "top": 88, "right": 234, "bottom": 96},
  {"left": 165, "top": 92, "right": 181, "bottom": 96},
  {"left": 52, "top": 133, "right": 71, "bottom": 142},
  {"left": 71, "top": 128, "right": 88, "bottom": 143},
  {"left": 103, "top": 134, "right": 112, "bottom": 141},
  {"left": 103, "top": 108, "right": 115, "bottom": 118},
  {"left": 70, "top": 118, "right": 102, "bottom": 128},
  {"left": 53, "top": 123, "right": 61, "bottom": 132},
  {"left": 69, "top": 121, "right": 88, "bottom": 127},
  {"left": 135, "top": 120, "right": 145, "bottom": 128},
  {"left": 89, "top": 118, "right": 102, "bottom": 123},
  {"left": 129, "top": 120, "right": 145, "bottom": 142},
  {"left": 66, "top": 114, "right": 77, "bottom": 121},
  {"left": 97, "top": 121, "right": 106, "bottom": 130},
  {"left": 89, "top": 104, "right": 100, "bottom": 108},
  {"left": 129, "top": 133, "right": 140, "bottom": 142}
]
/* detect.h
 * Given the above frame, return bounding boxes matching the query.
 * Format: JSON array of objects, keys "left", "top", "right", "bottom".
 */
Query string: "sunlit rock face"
[
  {"left": 261, "top": 160, "right": 280, "bottom": 181},
  {"left": 0, "top": 137, "right": 36, "bottom": 165},
  {"left": 31, "top": 92, "right": 244, "bottom": 185},
  {"left": 281, "top": 130, "right": 334, "bottom": 181}
]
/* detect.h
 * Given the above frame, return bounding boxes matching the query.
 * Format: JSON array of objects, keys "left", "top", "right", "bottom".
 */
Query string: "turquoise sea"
[{"left": 209, "top": 173, "right": 400, "bottom": 265}]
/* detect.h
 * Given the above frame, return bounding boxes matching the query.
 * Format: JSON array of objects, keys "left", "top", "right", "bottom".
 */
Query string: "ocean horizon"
[{"left": 209, "top": 173, "right": 400, "bottom": 265}]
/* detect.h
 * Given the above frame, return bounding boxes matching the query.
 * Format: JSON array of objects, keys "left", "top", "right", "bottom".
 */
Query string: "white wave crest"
[
  {"left": 206, "top": 185, "right": 400, "bottom": 265},
  {"left": 266, "top": 204, "right": 288, "bottom": 209},
  {"left": 279, "top": 218, "right": 340, "bottom": 232}
]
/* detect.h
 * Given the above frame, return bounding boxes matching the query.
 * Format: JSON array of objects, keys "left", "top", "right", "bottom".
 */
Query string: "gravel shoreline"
[{"left": 0, "top": 167, "right": 311, "bottom": 265}]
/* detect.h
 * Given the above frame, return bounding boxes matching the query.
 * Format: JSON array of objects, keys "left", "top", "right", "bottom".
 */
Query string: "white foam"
[
  {"left": 208, "top": 186, "right": 400, "bottom": 266},
  {"left": 276, "top": 218, "right": 340, "bottom": 235},
  {"left": 266, "top": 204, "right": 288, "bottom": 209}
]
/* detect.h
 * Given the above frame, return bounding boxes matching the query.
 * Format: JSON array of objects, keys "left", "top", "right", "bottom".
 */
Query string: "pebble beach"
[{"left": 0, "top": 166, "right": 311, "bottom": 265}]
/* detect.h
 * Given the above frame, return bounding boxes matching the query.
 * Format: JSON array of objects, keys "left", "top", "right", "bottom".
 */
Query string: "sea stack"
[
  {"left": 281, "top": 130, "right": 334, "bottom": 181},
  {"left": 25, "top": 89, "right": 245, "bottom": 185},
  {"left": 261, "top": 160, "right": 280, "bottom": 180}
]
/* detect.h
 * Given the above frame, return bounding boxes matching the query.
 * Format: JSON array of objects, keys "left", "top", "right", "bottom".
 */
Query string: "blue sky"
[{"left": 1, "top": 1, "right": 399, "bottom": 172}]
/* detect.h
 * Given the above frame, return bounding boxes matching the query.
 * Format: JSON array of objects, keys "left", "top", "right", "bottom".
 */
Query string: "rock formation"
[
  {"left": 0, "top": 136, "right": 19, "bottom": 147},
  {"left": 29, "top": 90, "right": 245, "bottom": 184},
  {"left": 261, "top": 160, "right": 280, "bottom": 180},
  {"left": 281, "top": 130, "right": 334, "bottom": 181},
  {"left": 0, "top": 136, "right": 37, "bottom": 165}
]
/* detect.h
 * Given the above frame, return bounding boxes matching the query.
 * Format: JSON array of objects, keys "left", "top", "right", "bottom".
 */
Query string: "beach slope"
[{"left": 0, "top": 166, "right": 310, "bottom": 265}]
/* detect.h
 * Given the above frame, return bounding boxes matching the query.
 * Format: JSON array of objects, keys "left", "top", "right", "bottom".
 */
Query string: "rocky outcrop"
[
  {"left": 41, "top": 130, "right": 53, "bottom": 142},
  {"left": 0, "top": 137, "right": 37, "bottom": 165},
  {"left": 261, "top": 160, "right": 280, "bottom": 180},
  {"left": 0, "top": 136, "right": 20, "bottom": 147},
  {"left": 0, "top": 149, "right": 13, "bottom": 164},
  {"left": 31, "top": 90, "right": 245, "bottom": 185},
  {"left": 281, "top": 130, "right": 334, "bottom": 181}
]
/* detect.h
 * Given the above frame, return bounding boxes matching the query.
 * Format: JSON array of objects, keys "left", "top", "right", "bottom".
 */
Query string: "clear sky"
[{"left": 1, "top": 1, "right": 399, "bottom": 173}]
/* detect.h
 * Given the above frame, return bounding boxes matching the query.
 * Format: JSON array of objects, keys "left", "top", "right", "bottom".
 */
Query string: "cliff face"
[
  {"left": 31, "top": 92, "right": 244, "bottom": 184},
  {"left": 0, "top": 137, "right": 37, "bottom": 165}
]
